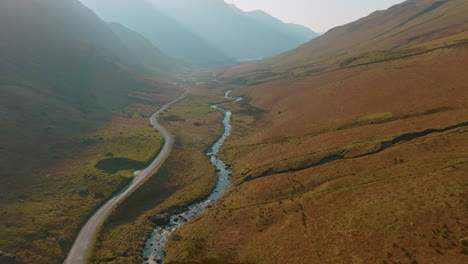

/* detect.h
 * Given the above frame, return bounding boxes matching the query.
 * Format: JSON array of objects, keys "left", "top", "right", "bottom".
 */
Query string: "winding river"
[{"left": 142, "top": 90, "right": 243, "bottom": 264}]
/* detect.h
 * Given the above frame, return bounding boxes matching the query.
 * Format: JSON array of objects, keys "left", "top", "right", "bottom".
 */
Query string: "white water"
[{"left": 142, "top": 90, "right": 242, "bottom": 264}]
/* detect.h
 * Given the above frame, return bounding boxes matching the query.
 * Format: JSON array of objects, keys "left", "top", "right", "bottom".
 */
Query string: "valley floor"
[{"left": 88, "top": 73, "right": 232, "bottom": 263}]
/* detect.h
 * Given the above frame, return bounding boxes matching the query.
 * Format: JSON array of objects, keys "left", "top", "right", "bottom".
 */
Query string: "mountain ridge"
[
  {"left": 222, "top": 0, "right": 468, "bottom": 83},
  {"left": 150, "top": 0, "right": 318, "bottom": 60},
  {"left": 79, "top": 0, "right": 234, "bottom": 66}
]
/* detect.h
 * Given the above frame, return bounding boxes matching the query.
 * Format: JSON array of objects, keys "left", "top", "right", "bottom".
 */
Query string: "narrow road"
[{"left": 64, "top": 90, "right": 188, "bottom": 264}]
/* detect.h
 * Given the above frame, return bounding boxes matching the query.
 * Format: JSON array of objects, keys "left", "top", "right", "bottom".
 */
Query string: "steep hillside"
[
  {"left": 0, "top": 0, "right": 181, "bottom": 262},
  {"left": 107, "top": 22, "right": 183, "bottom": 72},
  {"left": 161, "top": 0, "right": 468, "bottom": 263},
  {"left": 224, "top": 0, "right": 468, "bottom": 83},
  {"left": 150, "top": 0, "right": 318, "bottom": 60},
  {"left": 79, "top": 0, "right": 234, "bottom": 66},
  {"left": 0, "top": 0, "right": 144, "bottom": 73},
  {"left": 0, "top": 0, "right": 179, "bottom": 182}
]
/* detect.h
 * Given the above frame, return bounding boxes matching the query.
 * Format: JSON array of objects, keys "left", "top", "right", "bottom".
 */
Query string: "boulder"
[
  {"left": 78, "top": 187, "right": 89, "bottom": 197},
  {"left": 172, "top": 234, "right": 183, "bottom": 241},
  {"left": 17, "top": 194, "right": 27, "bottom": 199},
  {"left": 206, "top": 200, "right": 214, "bottom": 208},
  {"left": 149, "top": 214, "right": 170, "bottom": 226},
  {"left": 0, "top": 254, "right": 17, "bottom": 264}
]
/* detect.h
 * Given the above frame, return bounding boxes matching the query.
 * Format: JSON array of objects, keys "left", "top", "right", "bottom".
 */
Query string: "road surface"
[{"left": 64, "top": 90, "right": 188, "bottom": 264}]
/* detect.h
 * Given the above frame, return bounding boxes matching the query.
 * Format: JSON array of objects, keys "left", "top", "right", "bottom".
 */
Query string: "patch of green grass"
[
  {"left": 162, "top": 105, "right": 214, "bottom": 118},
  {"left": 95, "top": 158, "right": 146, "bottom": 174}
]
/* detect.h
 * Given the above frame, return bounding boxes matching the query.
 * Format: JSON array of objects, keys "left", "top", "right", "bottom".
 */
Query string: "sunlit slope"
[
  {"left": 163, "top": 1, "right": 468, "bottom": 263},
  {"left": 223, "top": 0, "right": 468, "bottom": 83}
]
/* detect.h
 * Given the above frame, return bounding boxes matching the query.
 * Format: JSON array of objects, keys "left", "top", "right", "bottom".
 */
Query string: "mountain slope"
[
  {"left": 224, "top": 0, "right": 468, "bottom": 82},
  {"left": 0, "top": 0, "right": 178, "bottom": 209},
  {"left": 107, "top": 22, "right": 183, "bottom": 72},
  {"left": 150, "top": 0, "right": 318, "bottom": 60},
  {"left": 79, "top": 0, "right": 234, "bottom": 66},
  {"left": 158, "top": 1, "right": 468, "bottom": 263},
  {"left": 0, "top": 1, "right": 180, "bottom": 262},
  {"left": 0, "top": 0, "right": 144, "bottom": 73},
  {"left": 0, "top": 0, "right": 168, "bottom": 108}
]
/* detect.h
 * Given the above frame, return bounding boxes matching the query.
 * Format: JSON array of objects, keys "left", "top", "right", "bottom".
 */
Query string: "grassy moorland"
[
  {"left": 165, "top": 55, "right": 468, "bottom": 264},
  {"left": 0, "top": 86, "right": 186, "bottom": 263},
  {"left": 166, "top": 125, "right": 467, "bottom": 264},
  {"left": 87, "top": 76, "right": 236, "bottom": 263},
  {"left": 161, "top": 1, "right": 468, "bottom": 263}
]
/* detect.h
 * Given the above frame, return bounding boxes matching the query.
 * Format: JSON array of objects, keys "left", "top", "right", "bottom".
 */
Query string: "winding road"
[{"left": 64, "top": 90, "right": 188, "bottom": 264}]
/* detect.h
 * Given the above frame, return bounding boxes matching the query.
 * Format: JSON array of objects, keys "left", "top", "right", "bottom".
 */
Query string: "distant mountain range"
[
  {"left": 80, "top": 0, "right": 318, "bottom": 65},
  {"left": 150, "top": 0, "right": 318, "bottom": 60},
  {"left": 80, "top": 0, "right": 232, "bottom": 66}
]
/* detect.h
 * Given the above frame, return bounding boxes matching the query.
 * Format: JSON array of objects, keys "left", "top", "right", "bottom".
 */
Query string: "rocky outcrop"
[
  {"left": 149, "top": 214, "right": 170, "bottom": 226},
  {"left": 172, "top": 234, "right": 182, "bottom": 241}
]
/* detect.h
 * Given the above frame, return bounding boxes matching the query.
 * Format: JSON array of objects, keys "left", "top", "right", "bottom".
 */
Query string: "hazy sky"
[{"left": 225, "top": 0, "right": 405, "bottom": 32}]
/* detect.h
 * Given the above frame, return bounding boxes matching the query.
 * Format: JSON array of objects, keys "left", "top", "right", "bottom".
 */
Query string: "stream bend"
[{"left": 142, "top": 90, "right": 243, "bottom": 264}]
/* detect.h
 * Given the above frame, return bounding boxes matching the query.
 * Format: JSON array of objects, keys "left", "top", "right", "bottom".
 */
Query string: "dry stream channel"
[{"left": 142, "top": 90, "right": 243, "bottom": 264}]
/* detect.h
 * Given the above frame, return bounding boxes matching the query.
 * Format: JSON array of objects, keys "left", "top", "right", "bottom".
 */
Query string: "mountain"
[
  {"left": 225, "top": 0, "right": 468, "bottom": 82},
  {"left": 107, "top": 22, "right": 182, "bottom": 72},
  {"left": 149, "top": 0, "right": 318, "bottom": 61},
  {"left": 146, "top": 1, "right": 467, "bottom": 263},
  {"left": 228, "top": 4, "right": 316, "bottom": 45},
  {"left": 0, "top": 1, "right": 180, "bottom": 262},
  {"left": 0, "top": 0, "right": 179, "bottom": 204},
  {"left": 79, "top": 0, "right": 234, "bottom": 66},
  {"left": 0, "top": 0, "right": 181, "bottom": 132}
]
